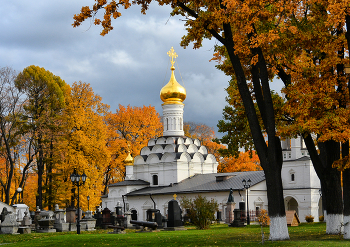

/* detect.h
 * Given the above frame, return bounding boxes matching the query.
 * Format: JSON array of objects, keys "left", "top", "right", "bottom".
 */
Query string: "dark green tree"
[{"left": 180, "top": 195, "right": 218, "bottom": 230}]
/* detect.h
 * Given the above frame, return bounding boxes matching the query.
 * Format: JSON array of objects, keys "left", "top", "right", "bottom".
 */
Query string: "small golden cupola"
[
  {"left": 124, "top": 151, "right": 134, "bottom": 166},
  {"left": 160, "top": 47, "right": 186, "bottom": 105}
]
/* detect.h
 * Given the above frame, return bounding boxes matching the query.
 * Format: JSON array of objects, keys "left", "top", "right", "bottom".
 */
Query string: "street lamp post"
[
  {"left": 87, "top": 195, "right": 90, "bottom": 211},
  {"left": 242, "top": 179, "right": 252, "bottom": 225},
  {"left": 70, "top": 169, "right": 87, "bottom": 234}
]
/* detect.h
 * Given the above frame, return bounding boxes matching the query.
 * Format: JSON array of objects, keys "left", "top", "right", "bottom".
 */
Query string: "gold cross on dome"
[
  {"left": 167, "top": 47, "right": 178, "bottom": 66},
  {"left": 173, "top": 194, "right": 177, "bottom": 200}
]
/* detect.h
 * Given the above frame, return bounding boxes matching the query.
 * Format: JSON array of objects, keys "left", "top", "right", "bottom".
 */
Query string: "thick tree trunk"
[
  {"left": 264, "top": 162, "right": 289, "bottom": 240},
  {"left": 343, "top": 169, "right": 350, "bottom": 239},
  {"left": 304, "top": 136, "right": 343, "bottom": 234},
  {"left": 342, "top": 141, "right": 350, "bottom": 239}
]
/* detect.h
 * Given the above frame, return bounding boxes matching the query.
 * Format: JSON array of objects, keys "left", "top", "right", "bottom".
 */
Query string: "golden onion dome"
[
  {"left": 124, "top": 151, "right": 134, "bottom": 166},
  {"left": 160, "top": 47, "right": 186, "bottom": 104}
]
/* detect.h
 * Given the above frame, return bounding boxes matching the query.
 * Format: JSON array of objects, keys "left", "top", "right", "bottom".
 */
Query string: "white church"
[{"left": 102, "top": 48, "right": 322, "bottom": 224}]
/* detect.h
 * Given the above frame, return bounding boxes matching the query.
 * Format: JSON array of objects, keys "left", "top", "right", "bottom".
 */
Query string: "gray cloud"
[{"left": 1, "top": 1, "right": 283, "bottom": 139}]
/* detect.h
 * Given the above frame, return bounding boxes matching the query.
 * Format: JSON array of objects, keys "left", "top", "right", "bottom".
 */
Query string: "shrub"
[
  {"left": 319, "top": 215, "right": 324, "bottom": 222},
  {"left": 180, "top": 195, "right": 218, "bottom": 230},
  {"left": 258, "top": 209, "right": 270, "bottom": 226},
  {"left": 305, "top": 215, "right": 314, "bottom": 223}
]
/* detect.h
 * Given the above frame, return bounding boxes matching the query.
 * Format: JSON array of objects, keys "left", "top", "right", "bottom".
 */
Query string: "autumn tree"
[
  {"left": 184, "top": 122, "right": 225, "bottom": 161},
  {"left": 73, "top": 0, "right": 292, "bottom": 239},
  {"left": 253, "top": 2, "right": 350, "bottom": 235},
  {"left": 55, "top": 81, "right": 110, "bottom": 211},
  {"left": 0, "top": 67, "right": 38, "bottom": 205},
  {"left": 15, "top": 65, "right": 67, "bottom": 209},
  {"left": 104, "top": 105, "right": 162, "bottom": 194}
]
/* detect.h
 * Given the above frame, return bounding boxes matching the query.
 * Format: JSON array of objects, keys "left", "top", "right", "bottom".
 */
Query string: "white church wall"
[
  {"left": 283, "top": 188, "right": 321, "bottom": 223},
  {"left": 122, "top": 187, "right": 268, "bottom": 222},
  {"left": 177, "top": 162, "right": 190, "bottom": 183}
]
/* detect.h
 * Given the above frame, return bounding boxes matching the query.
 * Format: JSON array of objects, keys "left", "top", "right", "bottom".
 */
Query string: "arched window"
[
  {"left": 289, "top": 169, "right": 295, "bottom": 182},
  {"left": 166, "top": 118, "right": 169, "bottom": 131},
  {"left": 152, "top": 174, "right": 158, "bottom": 186}
]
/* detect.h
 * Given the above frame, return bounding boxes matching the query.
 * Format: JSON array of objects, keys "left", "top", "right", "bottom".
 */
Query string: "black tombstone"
[
  {"left": 239, "top": 201, "right": 246, "bottom": 221},
  {"left": 101, "top": 207, "right": 112, "bottom": 229},
  {"left": 230, "top": 209, "right": 244, "bottom": 227},
  {"left": 167, "top": 199, "right": 182, "bottom": 227},
  {"left": 115, "top": 205, "right": 123, "bottom": 216},
  {"left": 93, "top": 206, "right": 103, "bottom": 228},
  {"left": 146, "top": 208, "right": 163, "bottom": 228}
]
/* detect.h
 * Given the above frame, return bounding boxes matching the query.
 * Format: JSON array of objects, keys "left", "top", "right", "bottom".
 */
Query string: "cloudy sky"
[{"left": 1, "top": 1, "right": 282, "bottom": 137}]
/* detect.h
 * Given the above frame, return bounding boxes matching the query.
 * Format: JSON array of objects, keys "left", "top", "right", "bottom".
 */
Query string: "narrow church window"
[
  {"left": 288, "top": 153, "right": 291, "bottom": 159},
  {"left": 131, "top": 210, "right": 137, "bottom": 220},
  {"left": 291, "top": 173, "right": 295, "bottom": 181},
  {"left": 166, "top": 118, "right": 169, "bottom": 131},
  {"left": 152, "top": 174, "right": 158, "bottom": 185}
]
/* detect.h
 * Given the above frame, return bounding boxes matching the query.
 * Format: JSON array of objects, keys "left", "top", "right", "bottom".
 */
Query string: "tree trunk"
[
  {"left": 343, "top": 169, "right": 350, "bottom": 238},
  {"left": 264, "top": 159, "right": 289, "bottom": 240},
  {"left": 303, "top": 135, "right": 343, "bottom": 234},
  {"left": 342, "top": 141, "right": 350, "bottom": 239},
  {"left": 222, "top": 26, "right": 289, "bottom": 240},
  {"left": 37, "top": 138, "right": 44, "bottom": 209},
  {"left": 176, "top": 2, "right": 289, "bottom": 240}
]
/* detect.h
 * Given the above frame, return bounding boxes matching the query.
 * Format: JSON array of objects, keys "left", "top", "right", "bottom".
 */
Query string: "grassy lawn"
[{"left": 0, "top": 222, "right": 347, "bottom": 246}]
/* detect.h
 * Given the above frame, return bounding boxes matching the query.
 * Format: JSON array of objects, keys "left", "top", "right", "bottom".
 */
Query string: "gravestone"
[
  {"left": 1, "top": 207, "right": 10, "bottom": 223},
  {"left": 81, "top": 211, "right": 96, "bottom": 231},
  {"left": 66, "top": 207, "right": 77, "bottom": 231},
  {"left": 34, "top": 207, "right": 41, "bottom": 231},
  {"left": 12, "top": 203, "right": 29, "bottom": 223},
  {"left": 102, "top": 207, "right": 112, "bottom": 229},
  {"left": 146, "top": 209, "right": 163, "bottom": 228},
  {"left": 18, "top": 210, "right": 31, "bottom": 234},
  {"left": 1, "top": 212, "right": 19, "bottom": 234},
  {"left": 54, "top": 205, "right": 69, "bottom": 232},
  {"left": 230, "top": 209, "right": 244, "bottom": 227},
  {"left": 94, "top": 206, "right": 103, "bottom": 228},
  {"left": 37, "top": 210, "right": 56, "bottom": 233},
  {"left": 115, "top": 202, "right": 123, "bottom": 216},
  {"left": 164, "top": 195, "right": 186, "bottom": 231},
  {"left": 239, "top": 201, "right": 246, "bottom": 222},
  {"left": 124, "top": 210, "right": 133, "bottom": 228}
]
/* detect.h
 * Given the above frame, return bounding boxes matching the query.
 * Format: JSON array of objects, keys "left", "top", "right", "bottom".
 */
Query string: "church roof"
[
  {"left": 108, "top": 179, "right": 150, "bottom": 187},
  {"left": 284, "top": 156, "right": 311, "bottom": 162},
  {"left": 125, "top": 170, "right": 265, "bottom": 196}
]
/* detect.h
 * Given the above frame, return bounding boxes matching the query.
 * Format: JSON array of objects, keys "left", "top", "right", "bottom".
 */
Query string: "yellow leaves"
[{"left": 54, "top": 81, "right": 110, "bottom": 210}]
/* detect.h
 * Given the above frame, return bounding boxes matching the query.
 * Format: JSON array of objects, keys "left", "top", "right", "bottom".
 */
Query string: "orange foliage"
[
  {"left": 22, "top": 173, "right": 37, "bottom": 211},
  {"left": 218, "top": 151, "right": 262, "bottom": 173},
  {"left": 184, "top": 122, "right": 225, "bottom": 162},
  {"left": 104, "top": 105, "right": 162, "bottom": 190}
]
